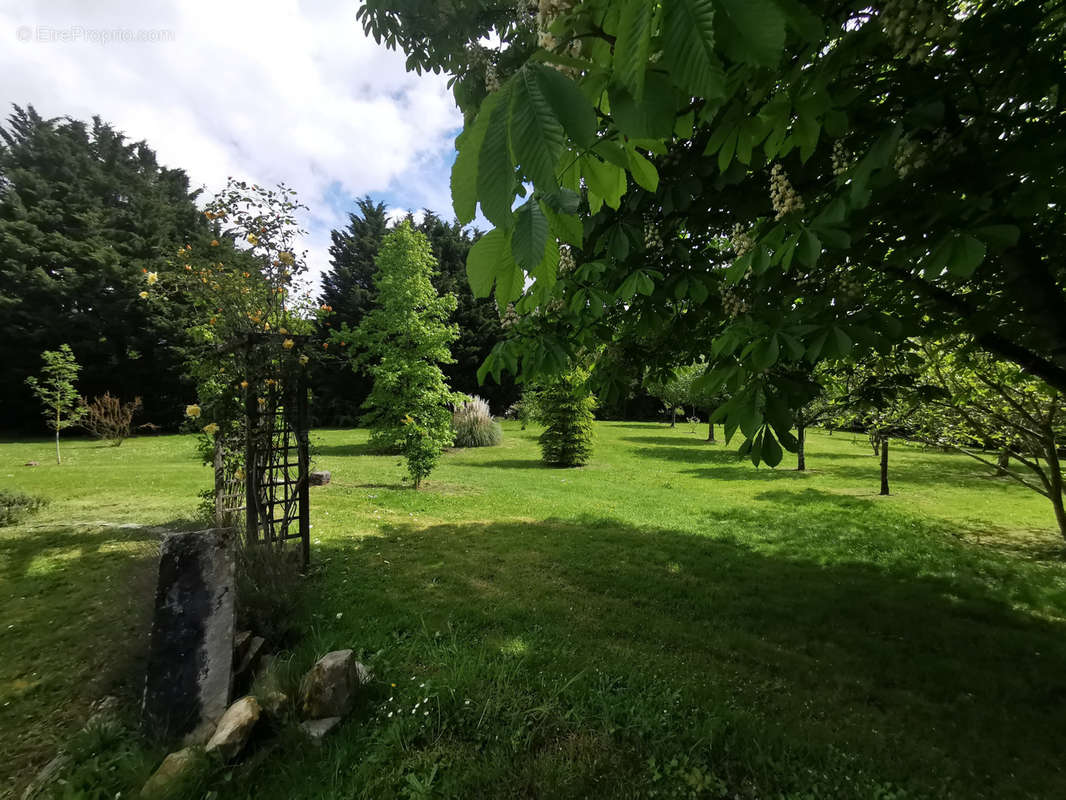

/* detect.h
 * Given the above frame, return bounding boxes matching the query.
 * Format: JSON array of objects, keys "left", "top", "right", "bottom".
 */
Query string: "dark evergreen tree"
[
  {"left": 312, "top": 197, "right": 389, "bottom": 425},
  {"left": 0, "top": 105, "right": 208, "bottom": 432},
  {"left": 314, "top": 202, "right": 518, "bottom": 425}
]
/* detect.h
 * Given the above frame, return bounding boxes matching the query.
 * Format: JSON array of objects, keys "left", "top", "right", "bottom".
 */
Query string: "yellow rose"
[
  {"left": 146, "top": 272, "right": 158, "bottom": 285},
  {"left": 203, "top": 423, "right": 220, "bottom": 436},
  {"left": 247, "top": 233, "right": 259, "bottom": 245},
  {"left": 139, "top": 291, "right": 149, "bottom": 299},
  {"left": 282, "top": 338, "right": 294, "bottom": 350},
  {"left": 240, "top": 380, "right": 249, "bottom": 389},
  {"left": 185, "top": 404, "right": 201, "bottom": 418},
  {"left": 298, "top": 354, "right": 309, "bottom": 366}
]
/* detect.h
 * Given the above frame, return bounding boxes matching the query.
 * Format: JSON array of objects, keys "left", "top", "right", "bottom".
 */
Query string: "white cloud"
[{"left": 0, "top": 0, "right": 463, "bottom": 287}]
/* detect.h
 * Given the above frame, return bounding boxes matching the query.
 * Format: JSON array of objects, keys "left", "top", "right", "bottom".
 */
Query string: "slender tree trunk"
[
  {"left": 1043, "top": 433, "right": 1066, "bottom": 541},
  {"left": 796, "top": 424, "right": 806, "bottom": 471},
  {"left": 670, "top": 408, "right": 676, "bottom": 427},
  {"left": 880, "top": 436, "right": 890, "bottom": 496},
  {"left": 55, "top": 429, "right": 61, "bottom": 465},
  {"left": 870, "top": 433, "right": 880, "bottom": 456},
  {"left": 707, "top": 414, "right": 715, "bottom": 442},
  {"left": 996, "top": 447, "right": 1010, "bottom": 476}
]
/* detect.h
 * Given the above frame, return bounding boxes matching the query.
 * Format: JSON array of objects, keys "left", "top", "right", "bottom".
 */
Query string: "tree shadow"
[
  {"left": 620, "top": 435, "right": 719, "bottom": 447},
  {"left": 307, "top": 512, "right": 1066, "bottom": 798},
  {"left": 462, "top": 459, "right": 552, "bottom": 470},
  {"left": 0, "top": 522, "right": 163, "bottom": 788},
  {"left": 313, "top": 442, "right": 378, "bottom": 458}
]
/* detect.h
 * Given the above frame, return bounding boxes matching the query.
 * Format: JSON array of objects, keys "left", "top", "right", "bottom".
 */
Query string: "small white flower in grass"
[
  {"left": 423, "top": 697, "right": 429, "bottom": 703},
  {"left": 464, "top": 699, "right": 471, "bottom": 705},
  {"left": 335, "top": 612, "right": 342, "bottom": 619},
  {"left": 424, "top": 711, "right": 429, "bottom": 716},
  {"left": 388, "top": 711, "right": 393, "bottom": 717}
]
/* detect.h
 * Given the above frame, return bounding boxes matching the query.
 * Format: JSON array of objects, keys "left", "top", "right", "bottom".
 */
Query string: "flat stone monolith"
[{"left": 142, "top": 529, "right": 235, "bottom": 744}]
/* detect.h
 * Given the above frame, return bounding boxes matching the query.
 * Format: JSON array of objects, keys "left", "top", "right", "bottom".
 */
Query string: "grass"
[{"left": 2, "top": 423, "right": 1066, "bottom": 798}]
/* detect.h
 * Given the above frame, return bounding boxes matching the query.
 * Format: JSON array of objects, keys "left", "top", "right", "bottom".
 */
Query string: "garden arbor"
[{"left": 215, "top": 333, "right": 311, "bottom": 565}]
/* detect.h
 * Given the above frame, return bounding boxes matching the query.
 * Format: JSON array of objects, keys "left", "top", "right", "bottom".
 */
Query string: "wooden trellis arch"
[{"left": 214, "top": 333, "right": 311, "bottom": 565}]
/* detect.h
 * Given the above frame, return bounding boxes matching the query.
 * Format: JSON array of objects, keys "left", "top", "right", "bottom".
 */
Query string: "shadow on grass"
[
  {"left": 621, "top": 435, "right": 720, "bottom": 448},
  {"left": 313, "top": 442, "right": 378, "bottom": 458},
  {"left": 0, "top": 522, "right": 164, "bottom": 790},
  {"left": 462, "top": 459, "right": 552, "bottom": 470},
  {"left": 301, "top": 510, "right": 1066, "bottom": 800}
]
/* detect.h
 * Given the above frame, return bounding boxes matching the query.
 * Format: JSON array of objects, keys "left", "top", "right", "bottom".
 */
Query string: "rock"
[
  {"left": 259, "top": 690, "right": 289, "bottom": 718},
  {"left": 24, "top": 461, "right": 38, "bottom": 467},
  {"left": 21, "top": 753, "right": 70, "bottom": 800},
  {"left": 309, "top": 470, "right": 331, "bottom": 486},
  {"left": 205, "top": 696, "right": 260, "bottom": 761},
  {"left": 299, "top": 650, "right": 369, "bottom": 719},
  {"left": 140, "top": 747, "right": 199, "bottom": 798},
  {"left": 298, "top": 716, "right": 342, "bottom": 742},
  {"left": 141, "top": 529, "right": 236, "bottom": 744},
  {"left": 83, "top": 695, "right": 122, "bottom": 732},
  {"left": 233, "top": 630, "right": 252, "bottom": 662}
]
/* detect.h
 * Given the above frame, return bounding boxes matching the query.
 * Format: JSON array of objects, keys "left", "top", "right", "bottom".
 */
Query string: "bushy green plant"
[
  {"left": 336, "top": 222, "right": 459, "bottom": 487},
  {"left": 0, "top": 490, "right": 48, "bottom": 527},
  {"left": 452, "top": 395, "right": 502, "bottom": 448},
  {"left": 538, "top": 368, "right": 595, "bottom": 467}
]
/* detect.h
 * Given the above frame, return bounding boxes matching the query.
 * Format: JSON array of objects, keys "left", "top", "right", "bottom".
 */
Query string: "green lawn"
[{"left": 3, "top": 423, "right": 1066, "bottom": 798}]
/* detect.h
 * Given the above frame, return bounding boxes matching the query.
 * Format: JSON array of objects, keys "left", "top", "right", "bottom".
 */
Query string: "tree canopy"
[
  {"left": 357, "top": 0, "right": 1066, "bottom": 466},
  {"left": 0, "top": 105, "right": 210, "bottom": 430}
]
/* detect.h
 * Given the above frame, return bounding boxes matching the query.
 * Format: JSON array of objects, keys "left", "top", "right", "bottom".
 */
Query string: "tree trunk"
[
  {"left": 670, "top": 408, "right": 676, "bottom": 427},
  {"left": 870, "top": 434, "right": 880, "bottom": 456},
  {"left": 55, "top": 429, "right": 61, "bottom": 465},
  {"left": 880, "top": 436, "right": 890, "bottom": 496},
  {"left": 707, "top": 415, "right": 715, "bottom": 442},
  {"left": 1043, "top": 434, "right": 1066, "bottom": 541},
  {"left": 796, "top": 424, "right": 806, "bottom": 471},
  {"left": 996, "top": 448, "right": 1010, "bottom": 476}
]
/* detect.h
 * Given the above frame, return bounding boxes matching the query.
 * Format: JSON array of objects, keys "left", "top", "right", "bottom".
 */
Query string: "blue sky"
[{"left": 1, "top": 0, "right": 468, "bottom": 288}]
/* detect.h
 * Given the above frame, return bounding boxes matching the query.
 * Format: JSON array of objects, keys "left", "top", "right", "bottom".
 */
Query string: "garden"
[{"left": 3, "top": 0, "right": 1066, "bottom": 798}]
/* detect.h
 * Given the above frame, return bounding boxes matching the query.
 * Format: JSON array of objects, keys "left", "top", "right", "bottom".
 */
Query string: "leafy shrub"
[
  {"left": 452, "top": 395, "right": 502, "bottom": 448},
  {"left": 538, "top": 369, "right": 595, "bottom": 467},
  {"left": 0, "top": 490, "right": 48, "bottom": 526},
  {"left": 80, "top": 392, "right": 142, "bottom": 445},
  {"left": 505, "top": 388, "right": 544, "bottom": 430}
]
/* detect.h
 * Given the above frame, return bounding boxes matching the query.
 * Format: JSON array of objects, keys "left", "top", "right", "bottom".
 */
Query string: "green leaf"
[
  {"left": 512, "top": 199, "right": 549, "bottom": 270},
  {"left": 530, "top": 234, "right": 560, "bottom": 291},
  {"left": 761, "top": 427, "right": 783, "bottom": 467},
  {"left": 718, "top": 129, "right": 738, "bottom": 172},
  {"left": 509, "top": 66, "right": 565, "bottom": 189},
  {"left": 452, "top": 92, "right": 501, "bottom": 224},
  {"left": 544, "top": 206, "right": 583, "bottom": 247},
  {"left": 777, "top": 0, "right": 824, "bottom": 42},
  {"left": 582, "top": 155, "right": 627, "bottom": 210},
  {"left": 466, "top": 227, "right": 513, "bottom": 298},
  {"left": 626, "top": 147, "right": 660, "bottom": 192},
  {"left": 495, "top": 260, "right": 525, "bottom": 310},
  {"left": 948, "top": 234, "right": 987, "bottom": 278},
  {"left": 477, "top": 92, "right": 516, "bottom": 227},
  {"left": 752, "top": 335, "right": 779, "bottom": 369},
  {"left": 662, "top": 0, "right": 726, "bottom": 99},
  {"left": 798, "top": 230, "right": 821, "bottom": 266},
  {"left": 535, "top": 65, "right": 598, "bottom": 148},
  {"left": 714, "top": 0, "right": 785, "bottom": 66},
  {"left": 972, "top": 224, "right": 1020, "bottom": 249},
  {"left": 609, "top": 74, "right": 679, "bottom": 139},
  {"left": 613, "top": 0, "right": 655, "bottom": 100},
  {"left": 795, "top": 113, "right": 820, "bottom": 163}
]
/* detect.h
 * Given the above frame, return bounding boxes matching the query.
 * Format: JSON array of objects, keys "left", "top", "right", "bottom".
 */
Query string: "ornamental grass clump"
[{"left": 452, "top": 395, "right": 502, "bottom": 448}]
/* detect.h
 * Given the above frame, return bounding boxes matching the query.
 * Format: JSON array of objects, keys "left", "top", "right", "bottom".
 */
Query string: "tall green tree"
[
  {"left": 25, "top": 344, "right": 85, "bottom": 464},
  {"left": 334, "top": 222, "right": 459, "bottom": 487},
  {"left": 359, "top": 0, "right": 1066, "bottom": 468},
  {"left": 0, "top": 105, "right": 208, "bottom": 431},
  {"left": 315, "top": 201, "right": 517, "bottom": 425},
  {"left": 314, "top": 197, "right": 390, "bottom": 425}
]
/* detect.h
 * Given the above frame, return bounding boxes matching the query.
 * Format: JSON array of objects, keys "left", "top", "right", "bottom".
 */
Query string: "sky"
[{"left": 0, "top": 0, "right": 466, "bottom": 289}]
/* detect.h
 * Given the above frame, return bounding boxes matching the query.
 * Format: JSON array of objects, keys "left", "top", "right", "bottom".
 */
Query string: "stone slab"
[{"left": 141, "top": 529, "right": 235, "bottom": 743}]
